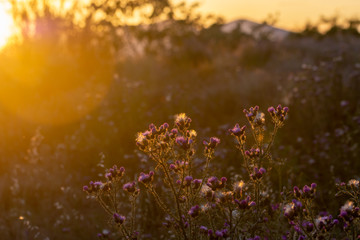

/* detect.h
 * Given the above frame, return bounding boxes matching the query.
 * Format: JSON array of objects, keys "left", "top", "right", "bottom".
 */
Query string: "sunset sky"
[{"left": 190, "top": 0, "right": 360, "bottom": 30}]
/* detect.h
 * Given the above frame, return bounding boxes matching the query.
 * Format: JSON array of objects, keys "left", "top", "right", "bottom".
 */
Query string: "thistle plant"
[
  {"left": 84, "top": 104, "right": 348, "bottom": 240},
  {"left": 83, "top": 165, "right": 140, "bottom": 239},
  {"left": 336, "top": 179, "right": 360, "bottom": 238}
]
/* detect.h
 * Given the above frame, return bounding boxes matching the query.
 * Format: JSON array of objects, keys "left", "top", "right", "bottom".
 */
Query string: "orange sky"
[{"left": 189, "top": 0, "right": 360, "bottom": 30}]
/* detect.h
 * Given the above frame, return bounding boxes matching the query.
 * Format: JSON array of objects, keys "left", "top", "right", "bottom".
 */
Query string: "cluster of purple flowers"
[
  {"left": 175, "top": 136, "right": 193, "bottom": 150},
  {"left": 243, "top": 105, "right": 266, "bottom": 129},
  {"left": 136, "top": 122, "right": 175, "bottom": 150},
  {"left": 268, "top": 104, "right": 289, "bottom": 124},
  {"left": 105, "top": 165, "right": 125, "bottom": 181},
  {"left": 250, "top": 167, "right": 266, "bottom": 180},
  {"left": 178, "top": 176, "right": 202, "bottom": 190},
  {"left": 83, "top": 181, "right": 104, "bottom": 194},
  {"left": 199, "top": 226, "right": 229, "bottom": 239},
  {"left": 234, "top": 196, "right": 256, "bottom": 210},
  {"left": 169, "top": 160, "right": 188, "bottom": 173},
  {"left": 113, "top": 213, "right": 126, "bottom": 225},
  {"left": 245, "top": 148, "right": 261, "bottom": 159},
  {"left": 228, "top": 123, "right": 247, "bottom": 145},
  {"left": 203, "top": 137, "right": 221, "bottom": 154},
  {"left": 206, "top": 176, "right": 227, "bottom": 191},
  {"left": 339, "top": 201, "right": 360, "bottom": 225},
  {"left": 123, "top": 181, "right": 136, "bottom": 193},
  {"left": 293, "top": 183, "right": 317, "bottom": 199},
  {"left": 243, "top": 106, "right": 260, "bottom": 123},
  {"left": 188, "top": 205, "right": 200, "bottom": 218},
  {"left": 138, "top": 171, "right": 154, "bottom": 184},
  {"left": 315, "top": 213, "right": 339, "bottom": 232}
]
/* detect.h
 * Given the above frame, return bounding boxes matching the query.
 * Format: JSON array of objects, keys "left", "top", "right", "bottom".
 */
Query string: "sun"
[{"left": 0, "top": 3, "right": 14, "bottom": 49}]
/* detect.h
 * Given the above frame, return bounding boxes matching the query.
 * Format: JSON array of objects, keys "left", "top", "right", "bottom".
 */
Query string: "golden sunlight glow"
[
  {"left": 0, "top": 3, "right": 14, "bottom": 49},
  {"left": 189, "top": 0, "right": 360, "bottom": 30}
]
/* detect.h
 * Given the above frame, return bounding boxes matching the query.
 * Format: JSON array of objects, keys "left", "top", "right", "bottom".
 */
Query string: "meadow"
[{"left": 0, "top": 1, "right": 359, "bottom": 239}]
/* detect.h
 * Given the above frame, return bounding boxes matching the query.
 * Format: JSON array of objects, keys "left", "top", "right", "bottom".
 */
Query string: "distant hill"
[
  {"left": 220, "top": 19, "right": 291, "bottom": 41},
  {"left": 120, "top": 19, "right": 293, "bottom": 56}
]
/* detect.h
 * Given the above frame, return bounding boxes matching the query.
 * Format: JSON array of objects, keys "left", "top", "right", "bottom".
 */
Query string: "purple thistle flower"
[
  {"left": 199, "top": 226, "right": 208, "bottom": 234},
  {"left": 138, "top": 171, "right": 154, "bottom": 184},
  {"left": 229, "top": 123, "right": 246, "bottom": 136},
  {"left": 259, "top": 168, "right": 266, "bottom": 174},
  {"left": 105, "top": 172, "right": 113, "bottom": 180},
  {"left": 302, "top": 221, "right": 314, "bottom": 232},
  {"left": 188, "top": 205, "right": 200, "bottom": 218},
  {"left": 206, "top": 176, "right": 226, "bottom": 190},
  {"left": 192, "top": 179, "right": 202, "bottom": 189},
  {"left": 184, "top": 176, "right": 193, "bottom": 187},
  {"left": 303, "top": 185, "right": 311, "bottom": 194},
  {"left": 215, "top": 230, "right": 223, "bottom": 237},
  {"left": 94, "top": 181, "right": 103, "bottom": 187},
  {"left": 209, "top": 137, "right": 220, "bottom": 148},
  {"left": 123, "top": 182, "right": 136, "bottom": 193},
  {"left": 251, "top": 167, "right": 266, "bottom": 180},
  {"left": 171, "top": 128, "right": 178, "bottom": 135},
  {"left": 268, "top": 106, "right": 275, "bottom": 114},
  {"left": 113, "top": 213, "right": 126, "bottom": 224},
  {"left": 169, "top": 164, "right": 176, "bottom": 171},
  {"left": 176, "top": 136, "right": 191, "bottom": 150}
]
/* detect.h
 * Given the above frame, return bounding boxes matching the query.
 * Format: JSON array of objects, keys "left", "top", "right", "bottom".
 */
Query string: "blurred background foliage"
[{"left": 0, "top": 0, "right": 359, "bottom": 238}]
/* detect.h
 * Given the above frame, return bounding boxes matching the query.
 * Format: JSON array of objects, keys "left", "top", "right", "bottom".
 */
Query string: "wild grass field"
[{"left": 0, "top": 1, "right": 359, "bottom": 239}]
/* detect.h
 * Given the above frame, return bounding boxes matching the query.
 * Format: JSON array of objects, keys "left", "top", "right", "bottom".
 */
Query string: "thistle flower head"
[
  {"left": 192, "top": 179, "right": 202, "bottom": 189},
  {"left": 234, "top": 196, "right": 254, "bottom": 210},
  {"left": 268, "top": 104, "right": 289, "bottom": 126},
  {"left": 106, "top": 165, "right": 125, "bottom": 180},
  {"left": 301, "top": 183, "right": 316, "bottom": 198},
  {"left": 184, "top": 176, "right": 193, "bottom": 187},
  {"left": 176, "top": 136, "right": 192, "bottom": 150},
  {"left": 251, "top": 167, "right": 266, "bottom": 180},
  {"left": 188, "top": 205, "right": 200, "bottom": 218},
  {"left": 123, "top": 182, "right": 136, "bottom": 193},
  {"left": 243, "top": 106, "right": 260, "bottom": 124},
  {"left": 348, "top": 179, "right": 359, "bottom": 188},
  {"left": 303, "top": 221, "right": 314, "bottom": 232},
  {"left": 206, "top": 176, "right": 226, "bottom": 191},
  {"left": 245, "top": 148, "right": 261, "bottom": 159},
  {"left": 113, "top": 213, "right": 126, "bottom": 225},
  {"left": 229, "top": 123, "right": 246, "bottom": 136},
  {"left": 204, "top": 137, "right": 220, "bottom": 149},
  {"left": 175, "top": 113, "right": 192, "bottom": 130},
  {"left": 315, "top": 214, "right": 337, "bottom": 231},
  {"left": 138, "top": 171, "right": 154, "bottom": 184},
  {"left": 199, "top": 226, "right": 208, "bottom": 234}
]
